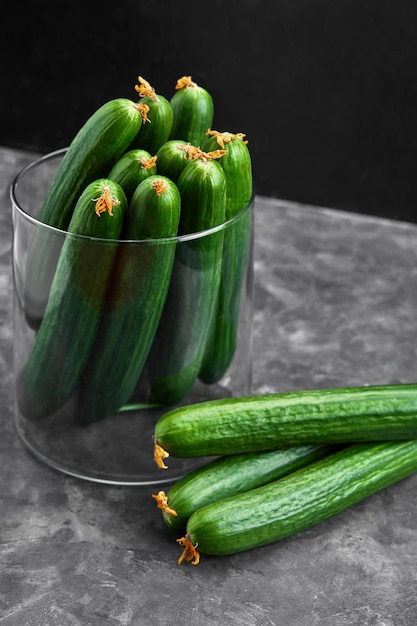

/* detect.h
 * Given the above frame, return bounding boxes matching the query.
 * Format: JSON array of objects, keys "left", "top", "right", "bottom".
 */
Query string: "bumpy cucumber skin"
[
  {"left": 154, "top": 383, "right": 417, "bottom": 457},
  {"left": 24, "top": 99, "right": 142, "bottom": 329},
  {"left": 169, "top": 84, "right": 214, "bottom": 146},
  {"left": 202, "top": 134, "right": 253, "bottom": 219},
  {"left": 199, "top": 136, "right": 254, "bottom": 384},
  {"left": 130, "top": 94, "right": 174, "bottom": 154},
  {"left": 155, "top": 140, "right": 192, "bottom": 183},
  {"left": 199, "top": 206, "right": 253, "bottom": 383},
  {"left": 146, "top": 158, "right": 226, "bottom": 406},
  {"left": 76, "top": 176, "right": 181, "bottom": 422},
  {"left": 198, "top": 198, "right": 254, "bottom": 384},
  {"left": 107, "top": 149, "right": 157, "bottom": 201},
  {"left": 18, "top": 180, "right": 127, "bottom": 421},
  {"left": 161, "top": 445, "right": 334, "bottom": 530},
  {"left": 176, "top": 158, "right": 227, "bottom": 235},
  {"left": 39, "top": 99, "right": 142, "bottom": 229},
  {"left": 184, "top": 441, "right": 417, "bottom": 556}
]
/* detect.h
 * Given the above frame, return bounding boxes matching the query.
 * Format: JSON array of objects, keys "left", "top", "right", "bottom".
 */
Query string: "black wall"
[{"left": 3, "top": 0, "right": 417, "bottom": 221}]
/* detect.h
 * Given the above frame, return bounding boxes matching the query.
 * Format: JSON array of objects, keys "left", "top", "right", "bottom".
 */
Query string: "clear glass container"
[{"left": 11, "top": 149, "right": 254, "bottom": 485}]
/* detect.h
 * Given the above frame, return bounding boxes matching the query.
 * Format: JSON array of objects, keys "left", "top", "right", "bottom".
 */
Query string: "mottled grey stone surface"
[{"left": 2, "top": 147, "right": 417, "bottom": 625}]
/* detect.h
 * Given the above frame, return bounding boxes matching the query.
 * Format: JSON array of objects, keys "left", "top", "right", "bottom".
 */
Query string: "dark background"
[{"left": 3, "top": 0, "right": 417, "bottom": 221}]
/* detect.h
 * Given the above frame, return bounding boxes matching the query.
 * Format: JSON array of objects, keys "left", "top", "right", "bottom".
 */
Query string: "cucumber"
[
  {"left": 154, "top": 383, "right": 417, "bottom": 458},
  {"left": 202, "top": 130, "right": 253, "bottom": 215},
  {"left": 130, "top": 76, "right": 174, "bottom": 153},
  {"left": 24, "top": 98, "right": 143, "bottom": 329},
  {"left": 177, "top": 441, "right": 417, "bottom": 562},
  {"left": 17, "top": 180, "right": 127, "bottom": 421},
  {"left": 146, "top": 154, "right": 227, "bottom": 406},
  {"left": 169, "top": 76, "right": 214, "bottom": 146},
  {"left": 107, "top": 149, "right": 157, "bottom": 201},
  {"left": 76, "top": 176, "right": 181, "bottom": 422},
  {"left": 38, "top": 99, "right": 143, "bottom": 229},
  {"left": 153, "top": 445, "right": 334, "bottom": 530},
  {"left": 199, "top": 131, "right": 254, "bottom": 384},
  {"left": 155, "top": 139, "right": 194, "bottom": 183}
]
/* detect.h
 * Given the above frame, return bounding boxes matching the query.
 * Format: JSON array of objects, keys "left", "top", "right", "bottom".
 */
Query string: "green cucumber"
[
  {"left": 130, "top": 76, "right": 174, "bottom": 153},
  {"left": 199, "top": 131, "right": 254, "bottom": 384},
  {"left": 203, "top": 130, "right": 253, "bottom": 215},
  {"left": 38, "top": 99, "right": 143, "bottom": 228},
  {"left": 107, "top": 149, "right": 157, "bottom": 201},
  {"left": 154, "top": 383, "right": 417, "bottom": 458},
  {"left": 155, "top": 139, "right": 194, "bottom": 183},
  {"left": 177, "top": 441, "right": 417, "bottom": 562},
  {"left": 76, "top": 176, "right": 181, "bottom": 422},
  {"left": 17, "top": 180, "right": 127, "bottom": 421},
  {"left": 24, "top": 98, "right": 143, "bottom": 329},
  {"left": 153, "top": 445, "right": 333, "bottom": 530},
  {"left": 146, "top": 154, "right": 227, "bottom": 406},
  {"left": 169, "top": 76, "right": 214, "bottom": 146}
]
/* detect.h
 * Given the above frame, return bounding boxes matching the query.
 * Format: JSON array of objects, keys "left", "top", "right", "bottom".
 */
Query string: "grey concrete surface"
[{"left": 2, "top": 147, "right": 417, "bottom": 625}]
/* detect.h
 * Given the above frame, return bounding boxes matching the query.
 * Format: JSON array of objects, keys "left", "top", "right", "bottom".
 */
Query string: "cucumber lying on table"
[
  {"left": 176, "top": 441, "right": 417, "bottom": 563},
  {"left": 153, "top": 383, "right": 417, "bottom": 457},
  {"left": 152, "top": 444, "right": 334, "bottom": 530}
]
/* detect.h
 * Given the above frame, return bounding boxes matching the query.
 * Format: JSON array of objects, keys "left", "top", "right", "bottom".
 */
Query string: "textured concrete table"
[{"left": 2, "top": 146, "right": 417, "bottom": 625}]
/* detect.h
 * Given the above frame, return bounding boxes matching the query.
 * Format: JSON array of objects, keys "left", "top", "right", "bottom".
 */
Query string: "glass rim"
[{"left": 10, "top": 147, "right": 255, "bottom": 245}]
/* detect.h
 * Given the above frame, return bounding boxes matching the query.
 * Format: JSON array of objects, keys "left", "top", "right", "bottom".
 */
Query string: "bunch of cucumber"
[
  {"left": 152, "top": 383, "right": 417, "bottom": 564},
  {"left": 18, "top": 75, "right": 253, "bottom": 423}
]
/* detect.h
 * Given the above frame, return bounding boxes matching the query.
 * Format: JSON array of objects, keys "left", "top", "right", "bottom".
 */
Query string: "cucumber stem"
[
  {"left": 140, "top": 155, "right": 158, "bottom": 169},
  {"left": 92, "top": 186, "right": 121, "bottom": 217},
  {"left": 135, "top": 75, "right": 159, "bottom": 101},
  {"left": 175, "top": 75, "right": 198, "bottom": 90},
  {"left": 154, "top": 438, "right": 170, "bottom": 469},
  {"left": 205, "top": 128, "right": 248, "bottom": 149},
  {"left": 179, "top": 144, "right": 228, "bottom": 162},
  {"left": 137, "top": 102, "right": 150, "bottom": 123},
  {"left": 152, "top": 491, "right": 178, "bottom": 517},
  {"left": 176, "top": 535, "right": 200, "bottom": 565},
  {"left": 152, "top": 178, "right": 169, "bottom": 195}
]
